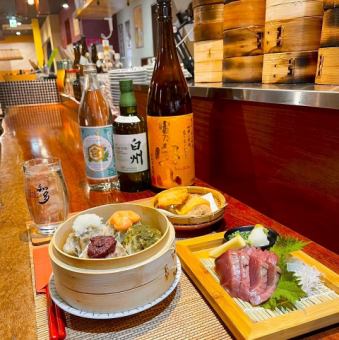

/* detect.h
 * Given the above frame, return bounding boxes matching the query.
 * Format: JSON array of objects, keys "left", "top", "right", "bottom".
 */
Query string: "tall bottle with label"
[
  {"left": 79, "top": 64, "right": 118, "bottom": 191},
  {"left": 113, "top": 80, "right": 150, "bottom": 192},
  {"left": 147, "top": 0, "right": 195, "bottom": 189}
]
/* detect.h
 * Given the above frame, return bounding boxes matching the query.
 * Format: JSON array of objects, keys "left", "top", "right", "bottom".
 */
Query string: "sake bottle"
[
  {"left": 113, "top": 80, "right": 150, "bottom": 192},
  {"left": 78, "top": 63, "right": 118, "bottom": 191},
  {"left": 147, "top": 0, "right": 195, "bottom": 189}
]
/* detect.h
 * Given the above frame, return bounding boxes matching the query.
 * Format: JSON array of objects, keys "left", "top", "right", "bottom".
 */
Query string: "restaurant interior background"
[{"left": 0, "top": 0, "right": 338, "bottom": 254}]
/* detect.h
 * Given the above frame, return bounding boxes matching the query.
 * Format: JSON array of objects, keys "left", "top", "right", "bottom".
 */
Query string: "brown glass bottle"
[
  {"left": 113, "top": 80, "right": 150, "bottom": 192},
  {"left": 79, "top": 36, "right": 90, "bottom": 76},
  {"left": 73, "top": 43, "right": 81, "bottom": 70},
  {"left": 147, "top": 0, "right": 195, "bottom": 189},
  {"left": 78, "top": 64, "right": 118, "bottom": 191}
]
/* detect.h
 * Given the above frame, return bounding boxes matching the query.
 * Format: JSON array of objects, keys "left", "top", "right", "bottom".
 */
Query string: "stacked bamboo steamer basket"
[
  {"left": 262, "top": 0, "right": 324, "bottom": 83},
  {"left": 316, "top": 0, "right": 339, "bottom": 84},
  {"left": 49, "top": 203, "right": 178, "bottom": 313},
  {"left": 223, "top": 0, "right": 266, "bottom": 82},
  {"left": 193, "top": 0, "right": 224, "bottom": 82}
]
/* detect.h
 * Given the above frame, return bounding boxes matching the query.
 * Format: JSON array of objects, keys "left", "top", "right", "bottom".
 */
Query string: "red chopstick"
[
  {"left": 54, "top": 303, "right": 66, "bottom": 340},
  {"left": 45, "top": 287, "right": 59, "bottom": 340}
]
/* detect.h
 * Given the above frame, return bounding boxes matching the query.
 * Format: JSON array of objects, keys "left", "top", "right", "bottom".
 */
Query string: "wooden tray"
[
  {"left": 264, "top": 16, "right": 322, "bottom": 53},
  {"left": 176, "top": 232, "right": 339, "bottom": 340}
]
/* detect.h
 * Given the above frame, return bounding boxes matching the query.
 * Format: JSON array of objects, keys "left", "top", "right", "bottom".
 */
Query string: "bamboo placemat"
[{"left": 28, "top": 236, "right": 233, "bottom": 339}]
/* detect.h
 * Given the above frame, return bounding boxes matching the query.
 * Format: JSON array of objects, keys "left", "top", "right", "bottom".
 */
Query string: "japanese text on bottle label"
[
  {"left": 113, "top": 132, "right": 148, "bottom": 173},
  {"left": 147, "top": 113, "right": 195, "bottom": 188}
]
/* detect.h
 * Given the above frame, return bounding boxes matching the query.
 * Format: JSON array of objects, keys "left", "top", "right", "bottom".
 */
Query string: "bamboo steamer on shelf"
[
  {"left": 194, "top": 39, "right": 223, "bottom": 82},
  {"left": 194, "top": 4, "right": 224, "bottom": 41},
  {"left": 223, "top": 26, "right": 264, "bottom": 57},
  {"left": 223, "top": 0, "right": 266, "bottom": 30},
  {"left": 262, "top": 51, "right": 318, "bottom": 83},
  {"left": 223, "top": 55, "right": 263, "bottom": 82},
  {"left": 320, "top": 8, "right": 339, "bottom": 47},
  {"left": 265, "top": 0, "right": 323, "bottom": 21},
  {"left": 315, "top": 47, "right": 339, "bottom": 84},
  {"left": 192, "top": 0, "right": 224, "bottom": 8},
  {"left": 49, "top": 203, "right": 178, "bottom": 313},
  {"left": 264, "top": 17, "right": 323, "bottom": 53},
  {"left": 323, "top": 0, "right": 339, "bottom": 10}
]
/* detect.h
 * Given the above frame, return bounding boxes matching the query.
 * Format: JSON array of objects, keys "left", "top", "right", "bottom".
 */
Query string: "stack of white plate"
[
  {"left": 108, "top": 67, "right": 147, "bottom": 105},
  {"left": 143, "top": 63, "right": 192, "bottom": 83}
]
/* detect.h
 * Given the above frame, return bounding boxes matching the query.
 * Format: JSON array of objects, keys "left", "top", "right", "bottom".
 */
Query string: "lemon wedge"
[{"left": 208, "top": 235, "right": 246, "bottom": 258}]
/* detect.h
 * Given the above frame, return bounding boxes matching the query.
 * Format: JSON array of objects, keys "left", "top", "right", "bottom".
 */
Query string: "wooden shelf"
[{"left": 76, "top": 0, "right": 126, "bottom": 19}]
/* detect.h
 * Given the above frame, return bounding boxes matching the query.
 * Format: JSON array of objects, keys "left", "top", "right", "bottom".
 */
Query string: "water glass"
[{"left": 23, "top": 158, "right": 69, "bottom": 235}]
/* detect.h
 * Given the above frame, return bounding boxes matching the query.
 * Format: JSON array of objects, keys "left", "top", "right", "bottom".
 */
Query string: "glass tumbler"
[{"left": 23, "top": 158, "right": 69, "bottom": 235}]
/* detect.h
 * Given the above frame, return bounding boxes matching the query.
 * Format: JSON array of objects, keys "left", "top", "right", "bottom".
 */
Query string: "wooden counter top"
[{"left": 0, "top": 102, "right": 338, "bottom": 339}]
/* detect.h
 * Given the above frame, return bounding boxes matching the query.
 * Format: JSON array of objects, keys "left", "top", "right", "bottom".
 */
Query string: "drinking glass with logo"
[{"left": 23, "top": 158, "right": 69, "bottom": 235}]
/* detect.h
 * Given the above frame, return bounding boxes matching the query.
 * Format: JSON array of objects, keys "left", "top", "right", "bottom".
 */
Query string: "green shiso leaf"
[{"left": 262, "top": 236, "right": 308, "bottom": 311}]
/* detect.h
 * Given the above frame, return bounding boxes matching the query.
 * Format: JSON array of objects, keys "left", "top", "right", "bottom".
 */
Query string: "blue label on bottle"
[{"left": 80, "top": 125, "right": 117, "bottom": 179}]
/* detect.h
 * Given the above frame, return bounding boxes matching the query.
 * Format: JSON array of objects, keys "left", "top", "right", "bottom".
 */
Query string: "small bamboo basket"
[
  {"left": 50, "top": 203, "right": 178, "bottom": 313},
  {"left": 223, "top": 55, "right": 264, "bottom": 82},
  {"left": 315, "top": 47, "right": 339, "bottom": 84},
  {"left": 264, "top": 17, "right": 323, "bottom": 53},
  {"left": 265, "top": 0, "right": 324, "bottom": 21},
  {"left": 194, "top": 4, "right": 224, "bottom": 41},
  {"left": 262, "top": 51, "right": 318, "bottom": 83},
  {"left": 223, "top": 26, "right": 264, "bottom": 57},
  {"left": 320, "top": 8, "right": 339, "bottom": 47},
  {"left": 224, "top": 0, "right": 266, "bottom": 30}
]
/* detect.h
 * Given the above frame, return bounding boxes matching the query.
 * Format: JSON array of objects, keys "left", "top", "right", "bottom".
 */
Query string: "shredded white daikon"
[{"left": 287, "top": 259, "right": 322, "bottom": 296}]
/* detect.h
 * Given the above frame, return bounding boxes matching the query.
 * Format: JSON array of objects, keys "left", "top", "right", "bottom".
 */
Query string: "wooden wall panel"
[{"left": 135, "top": 90, "right": 339, "bottom": 253}]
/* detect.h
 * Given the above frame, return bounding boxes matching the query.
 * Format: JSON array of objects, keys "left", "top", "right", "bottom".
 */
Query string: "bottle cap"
[{"left": 119, "top": 79, "right": 133, "bottom": 93}]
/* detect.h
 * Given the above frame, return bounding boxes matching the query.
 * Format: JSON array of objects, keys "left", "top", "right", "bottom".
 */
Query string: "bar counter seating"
[{"left": 0, "top": 99, "right": 338, "bottom": 339}]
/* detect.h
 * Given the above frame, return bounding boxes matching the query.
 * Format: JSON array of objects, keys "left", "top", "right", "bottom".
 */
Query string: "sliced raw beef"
[{"left": 215, "top": 246, "right": 280, "bottom": 305}]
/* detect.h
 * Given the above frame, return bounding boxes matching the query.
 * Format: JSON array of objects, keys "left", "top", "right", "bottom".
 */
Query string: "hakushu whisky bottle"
[
  {"left": 147, "top": 0, "right": 195, "bottom": 189},
  {"left": 78, "top": 63, "right": 118, "bottom": 191},
  {"left": 113, "top": 80, "right": 150, "bottom": 192}
]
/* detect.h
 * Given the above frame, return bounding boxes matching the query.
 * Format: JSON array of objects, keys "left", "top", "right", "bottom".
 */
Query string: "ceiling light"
[
  {"left": 62, "top": 3, "right": 69, "bottom": 8},
  {"left": 27, "top": 0, "right": 34, "bottom": 5},
  {"left": 16, "top": 31, "right": 21, "bottom": 36}
]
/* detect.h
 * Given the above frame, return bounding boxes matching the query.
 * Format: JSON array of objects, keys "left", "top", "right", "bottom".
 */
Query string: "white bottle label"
[{"left": 113, "top": 132, "right": 148, "bottom": 173}]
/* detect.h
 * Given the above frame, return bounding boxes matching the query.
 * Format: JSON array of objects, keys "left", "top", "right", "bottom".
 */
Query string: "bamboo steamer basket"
[
  {"left": 52, "top": 203, "right": 170, "bottom": 269},
  {"left": 320, "top": 8, "right": 339, "bottom": 47},
  {"left": 323, "top": 0, "right": 339, "bottom": 10},
  {"left": 265, "top": 0, "right": 324, "bottom": 21},
  {"left": 194, "top": 39, "right": 223, "bottom": 82},
  {"left": 264, "top": 17, "right": 323, "bottom": 53},
  {"left": 194, "top": 4, "right": 224, "bottom": 41},
  {"left": 262, "top": 51, "right": 318, "bottom": 83},
  {"left": 192, "top": 0, "right": 224, "bottom": 8},
  {"left": 223, "top": 55, "right": 263, "bottom": 82},
  {"left": 223, "top": 0, "right": 266, "bottom": 30},
  {"left": 315, "top": 47, "right": 339, "bottom": 84},
  {"left": 224, "top": 26, "right": 264, "bottom": 57},
  {"left": 49, "top": 203, "right": 178, "bottom": 313},
  {"left": 152, "top": 186, "right": 227, "bottom": 225}
]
